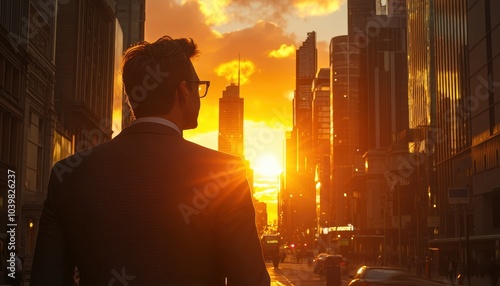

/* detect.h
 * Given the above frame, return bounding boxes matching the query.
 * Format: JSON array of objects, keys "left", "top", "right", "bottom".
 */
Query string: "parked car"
[{"left": 348, "top": 266, "right": 447, "bottom": 286}]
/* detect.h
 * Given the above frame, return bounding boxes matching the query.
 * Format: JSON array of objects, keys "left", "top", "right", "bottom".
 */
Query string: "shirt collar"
[{"left": 131, "top": 117, "right": 182, "bottom": 135}]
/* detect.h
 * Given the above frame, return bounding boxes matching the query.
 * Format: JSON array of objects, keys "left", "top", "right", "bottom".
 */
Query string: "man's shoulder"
[
  {"left": 183, "top": 141, "right": 245, "bottom": 171},
  {"left": 184, "top": 140, "right": 241, "bottom": 160}
]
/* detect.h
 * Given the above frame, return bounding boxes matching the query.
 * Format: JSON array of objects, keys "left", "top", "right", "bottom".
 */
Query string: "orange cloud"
[
  {"left": 215, "top": 59, "right": 256, "bottom": 85},
  {"left": 145, "top": 0, "right": 330, "bottom": 135},
  {"left": 268, "top": 44, "right": 296, "bottom": 58},
  {"left": 294, "top": 0, "right": 343, "bottom": 16},
  {"left": 196, "top": 0, "right": 231, "bottom": 26}
]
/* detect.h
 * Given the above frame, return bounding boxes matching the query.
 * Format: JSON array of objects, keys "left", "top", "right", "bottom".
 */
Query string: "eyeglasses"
[{"left": 188, "top": 80, "right": 210, "bottom": 98}]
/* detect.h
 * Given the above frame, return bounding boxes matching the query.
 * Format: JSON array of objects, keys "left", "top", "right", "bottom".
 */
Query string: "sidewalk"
[{"left": 430, "top": 274, "right": 492, "bottom": 286}]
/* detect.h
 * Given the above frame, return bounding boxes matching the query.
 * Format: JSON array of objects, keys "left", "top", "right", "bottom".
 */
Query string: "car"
[
  {"left": 347, "top": 266, "right": 447, "bottom": 286},
  {"left": 313, "top": 253, "right": 328, "bottom": 274},
  {"left": 313, "top": 253, "right": 347, "bottom": 275}
]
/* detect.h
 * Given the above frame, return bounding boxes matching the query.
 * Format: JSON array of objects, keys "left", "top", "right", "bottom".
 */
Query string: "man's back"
[{"left": 31, "top": 123, "right": 270, "bottom": 285}]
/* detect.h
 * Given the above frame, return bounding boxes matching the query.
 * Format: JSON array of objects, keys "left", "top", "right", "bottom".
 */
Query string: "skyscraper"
[
  {"left": 365, "top": 11, "right": 408, "bottom": 149},
  {"left": 295, "top": 31, "right": 317, "bottom": 174},
  {"left": 330, "top": 35, "right": 360, "bottom": 230},
  {"left": 405, "top": 0, "right": 438, "bottom": 261},
  {"left": 218, "top": 83, "right": 244, "bottom": 158},
  {"left": 312, "top": 68, "right": 331, "bottom": 228},
  {"left": 285, "top": 31, "right": 318, "bottom": 246},
  {"left": 347, "top": 0, "right": 376, "bottom": 157},
  {"left": 342, "top": 0, "right": 410, "bottom": 260},
  {"left": 468, "top": 0, "right": 500, "bottom": 242},
  {"left": 465, "top": 0, "right": 500, "bottom": 261}
]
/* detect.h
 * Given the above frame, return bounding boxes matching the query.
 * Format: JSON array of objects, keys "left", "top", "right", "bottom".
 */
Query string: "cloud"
[
  {"left": 196, "top": 0, "right": 345, "bottom": 27},
  {"left": 196, "top": 0, "right": 231, "bottom": 26},
  {"left": 215, "top": 59, "right": 256, "bottom": 85},
  {"left": 294, "top": 0, "right": 344, "bottom": 17},
  {"left": 145, "top": 0, "right": 331, "bottom": 136},
  {"left": 268, "top": 44, "right": 296, "bottom": 58}
]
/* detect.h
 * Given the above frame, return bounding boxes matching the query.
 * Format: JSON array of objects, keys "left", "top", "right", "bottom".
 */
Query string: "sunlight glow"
[
  {"left": 285, "top": 90, "right": 294, "bottom": 101},
  {"left": 253, "top": 154, "right": 282, "bottom": 177},
  {"left": 215, "top": 59, "right": 256, "bottom": 85},
  {"left": 268, "top": 44, "right": 296, "bottom": 59}
]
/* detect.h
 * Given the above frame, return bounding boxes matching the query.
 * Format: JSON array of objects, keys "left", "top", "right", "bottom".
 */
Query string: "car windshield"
[{"left": 363, "top": 269, "right": 405, "bottom": 280}]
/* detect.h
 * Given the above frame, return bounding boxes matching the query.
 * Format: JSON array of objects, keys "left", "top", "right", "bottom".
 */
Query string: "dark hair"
[{"left": 122, "top": 36, "right": 199, "bottom": 118}]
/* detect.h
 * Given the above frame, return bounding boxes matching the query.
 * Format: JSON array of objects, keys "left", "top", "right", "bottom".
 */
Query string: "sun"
[{"left": 253, "top": 154, "right": 282, "bottom": 177}]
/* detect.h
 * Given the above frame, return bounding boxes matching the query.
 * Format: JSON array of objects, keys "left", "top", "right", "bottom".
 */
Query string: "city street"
[
  {"left": 267, "top": 260, "right": 495, "bottom": 286},
  {"left": 267, "top": 261, "right": 352, "bottom": 286}
]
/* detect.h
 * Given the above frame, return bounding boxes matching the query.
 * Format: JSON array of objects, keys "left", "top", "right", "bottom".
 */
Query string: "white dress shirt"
[{"left": 131, "top": 117, "right": 182, "bottom": 135}]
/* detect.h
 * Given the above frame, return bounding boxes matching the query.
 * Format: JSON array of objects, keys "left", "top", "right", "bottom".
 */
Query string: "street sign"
[{"left": 448, "top": 188, "right": 469, "bottom": 204}]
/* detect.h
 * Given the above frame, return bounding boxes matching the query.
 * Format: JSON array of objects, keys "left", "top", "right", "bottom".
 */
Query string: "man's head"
[{"left": 122, "top": 36, "right": 204, "bottom": 129}]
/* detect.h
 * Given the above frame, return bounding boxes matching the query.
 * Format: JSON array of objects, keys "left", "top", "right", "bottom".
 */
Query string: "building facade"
[
  {"left": 115, "top": 0, "right": 145, "bottom": 127},
  {"left": 467, "top": 0, "right": 500, "bottom": 262},
  {"left": 407, "top": 0, "right": 490, "bottom": 274},
  {"left": 0, "top": 0, "right": 131, "bottom": 281},
  {"left": 0, "top": 0, "right": 58, "bottom": 281},
  {"left": 54, "top": 0, "right": 116, "bottom": 151}
]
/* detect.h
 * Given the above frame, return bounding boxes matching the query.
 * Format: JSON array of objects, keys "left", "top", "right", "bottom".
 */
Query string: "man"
[{"left": 31, "top": 36, "right": 270, "bottom": 285}]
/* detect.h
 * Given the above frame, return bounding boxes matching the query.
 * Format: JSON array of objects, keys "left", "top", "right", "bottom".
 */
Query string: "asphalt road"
[{"left": 267, "top": 261, "right": 352, "bottom": 286}]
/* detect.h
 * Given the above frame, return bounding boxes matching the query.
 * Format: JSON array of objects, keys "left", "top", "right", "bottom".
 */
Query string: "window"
[
  {"left": 26, "top": 111, "right": 44, "bottom": 201},
  {"left": 0, "top": 110, "right": 19, "bottom": 163}
]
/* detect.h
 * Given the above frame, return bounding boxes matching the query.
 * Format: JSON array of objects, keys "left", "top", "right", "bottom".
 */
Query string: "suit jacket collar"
[{"left": 117, "top": 122, "right": 183, "bottom": 138}]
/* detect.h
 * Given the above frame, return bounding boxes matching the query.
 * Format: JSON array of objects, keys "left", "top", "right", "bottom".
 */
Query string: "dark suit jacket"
[{"left": 31, "top": 122, "right": 270, "bottom": 286}]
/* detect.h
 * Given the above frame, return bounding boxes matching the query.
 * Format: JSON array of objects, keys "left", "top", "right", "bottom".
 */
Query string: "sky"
[{"left": 145, "top": 0, "right": 348, "bottom": 224}]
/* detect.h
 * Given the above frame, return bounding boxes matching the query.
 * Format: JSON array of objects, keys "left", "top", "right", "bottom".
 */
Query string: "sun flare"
[{"left": 253, "top": 154, "right": 282, "bottom": 177}]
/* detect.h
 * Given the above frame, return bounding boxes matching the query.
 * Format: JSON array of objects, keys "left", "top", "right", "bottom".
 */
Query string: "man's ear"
[{"left": 177, "top": 81, "right": 188, "bottom": 105}]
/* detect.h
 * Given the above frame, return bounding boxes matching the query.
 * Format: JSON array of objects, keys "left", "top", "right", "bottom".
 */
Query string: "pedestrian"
[{"left": 30, "top": 36, "right": 270, "bottom": 285}]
